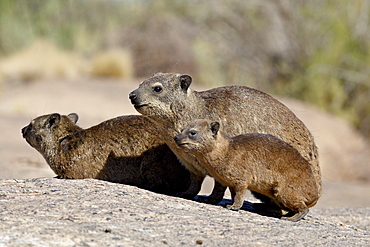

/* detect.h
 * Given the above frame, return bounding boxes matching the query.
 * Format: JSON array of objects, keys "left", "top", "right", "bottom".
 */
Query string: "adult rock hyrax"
[
  {"left": 22, "top": 113, "right": 190, "bottom": 194},
  {"left": 174, "top": 119, "right": 319, "bottom": 221},
  {"left": 129, "top": 72, "right": 321, "bottom": 203}
]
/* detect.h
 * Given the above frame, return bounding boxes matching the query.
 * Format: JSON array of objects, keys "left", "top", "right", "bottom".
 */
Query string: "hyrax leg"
[
  {"left": 177, "top": 173, "right": 204, "bottom": 199},
  {"left": 198, "top": 181, "right": 227, "bottom": 204},
  {"left": 226, "top": 186, "right": 247, "bottom": 211},
  {"left": 281, "top": 209, "right": 309, "bottom": 222}
]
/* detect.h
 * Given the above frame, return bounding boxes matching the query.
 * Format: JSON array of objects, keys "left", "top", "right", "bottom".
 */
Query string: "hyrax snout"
[
  {"left": 22, "top": 113, "right": 191, "bottom": 194},
  {"left": 175, "top": 119, "right": 319, "bottom": 221}
]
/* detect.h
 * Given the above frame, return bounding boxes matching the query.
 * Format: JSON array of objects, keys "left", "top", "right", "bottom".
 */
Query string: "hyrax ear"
[
  {"left": 210, "top": 121, "right": 220, "bottom": 136},
  {"left": 45, "top": 113, "right": 61, "bottom": 129},
  {"left": 179, "top": 74, "right": 192, "bottom": 92},
  {"left": 67, "top": 113, "right": 79, "bottom": 124}
]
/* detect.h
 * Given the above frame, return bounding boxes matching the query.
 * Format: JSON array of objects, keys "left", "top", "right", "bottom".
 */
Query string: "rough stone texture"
[{"left": 0, "top": 178, "right": 369, "bottom": 246}]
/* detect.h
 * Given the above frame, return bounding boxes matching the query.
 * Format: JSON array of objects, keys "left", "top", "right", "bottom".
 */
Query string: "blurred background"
[{"left": 0, "top": 0, "right": 369, "bottom": 207}]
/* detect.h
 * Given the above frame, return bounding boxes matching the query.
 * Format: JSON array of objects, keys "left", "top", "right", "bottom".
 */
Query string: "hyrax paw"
[
  {"left": 226, "top": 204, "right": 241, "bottom": 211},
  {"left": 281, "top": 209, "right": 309, "bottom": 222},
  {"left": 196, "top": 195, "right": 222, "bottom": 205},
  {"left": 175, "top": 192, "right": 196, "bottom": 200}
]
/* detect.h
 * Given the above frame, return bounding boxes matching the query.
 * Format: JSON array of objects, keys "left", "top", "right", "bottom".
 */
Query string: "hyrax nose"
[
  {"left": 129, "top": 91, "right": 138, "bottom": 104},
  {"left": 21, "top": 125, "right": 29, "bottom": 137},
  {"left": 129, "top": 91, "right": 137, "bottom": 100},
  {"left": 174, "top": 135, "right": 181, "bottom": 143}
]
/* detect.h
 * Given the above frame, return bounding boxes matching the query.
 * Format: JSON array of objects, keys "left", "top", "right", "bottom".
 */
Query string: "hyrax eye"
[
  {"left": 189, "top": 131, "right": 197, "bottom": 137},
  {"left": 152, "top": 86, "right": 163, "bottom": 93}
]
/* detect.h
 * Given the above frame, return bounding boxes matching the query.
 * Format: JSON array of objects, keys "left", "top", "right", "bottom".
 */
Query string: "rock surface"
[{"left": 0, "top": 178, "right": 369, "bottom": 246}]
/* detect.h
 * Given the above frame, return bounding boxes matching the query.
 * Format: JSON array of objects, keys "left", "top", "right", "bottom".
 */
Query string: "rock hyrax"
[
  {"left": 174, "top": 119, "right": 319, "bottom": 221},
  {"left": 129, "top": 72, "right": 321, "bottom": 203},
  {"left": 22, "top": 113, "right": 190, "bottom": 194}
]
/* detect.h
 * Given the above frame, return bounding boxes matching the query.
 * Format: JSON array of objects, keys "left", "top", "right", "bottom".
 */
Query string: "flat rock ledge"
[{"left": 0, "top": 178, "right": 369, "bottom": 246}]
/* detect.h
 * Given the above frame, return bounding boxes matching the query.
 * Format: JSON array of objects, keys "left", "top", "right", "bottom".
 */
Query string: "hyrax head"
[
  {"left": 21, "top": 113, "right": 79, "bottom": 151},
  {"left": 129, "top": 72, "right": 192, "bottom": 118},
  {"left": 174, "top": 119, "right": 220, "bottom": 153}
]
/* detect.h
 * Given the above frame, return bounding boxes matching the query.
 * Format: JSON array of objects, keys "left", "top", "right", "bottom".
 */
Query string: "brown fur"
[
  {"left": 129, "top": 72, "right": 321, "bottom": 203},
  {"left": 22, "top": 113, "right": 190, "bottom": 194},
  {"left": 175, "top": 119, "right": 319, "bottom": 221}
]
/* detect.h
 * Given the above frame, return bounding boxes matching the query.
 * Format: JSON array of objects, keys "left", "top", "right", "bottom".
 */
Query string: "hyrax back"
[
  {"left": 129, "top": 72, "right": 321, "bottom": 202},
  {"left": 174, "top": 119, "right": 319, "bottom": 221},
  {"left": 22, "top": 113, "right": 190, "bottom": 194}
]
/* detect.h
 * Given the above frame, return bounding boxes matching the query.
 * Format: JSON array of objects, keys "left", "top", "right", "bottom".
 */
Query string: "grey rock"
[{"left": 0, "top": 178, "right": 369, "bottom": 246}]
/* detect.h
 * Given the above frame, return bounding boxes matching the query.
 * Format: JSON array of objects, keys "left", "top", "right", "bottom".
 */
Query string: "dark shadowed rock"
[{"left": 0, "top": 178, "right": 368, "bottom": 246}]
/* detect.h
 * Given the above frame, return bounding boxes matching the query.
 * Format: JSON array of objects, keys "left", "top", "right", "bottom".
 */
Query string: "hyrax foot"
[
  {"left": 226, "top": 204, "right": 241, "bottom": 211},
  {"left": 281, "top": 209, "right": 309, "bottom": 222},
  {"left": 204, "top": 181, "right": 227, "bottom": 204},
  {"left": 175, "top": 191, "right": 196, "bottom": 200},
  {"left": 197, "top": 195, "right": 223, "bottom": 205}
]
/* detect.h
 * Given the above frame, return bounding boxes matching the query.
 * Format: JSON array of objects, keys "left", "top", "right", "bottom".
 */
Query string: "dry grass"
[
  {"left": 0, "top": 40, "right": 135, "bottom": 83},
  {"left": 89, "top": 48, "right": 133, "bottom": 79},
  {"left": 0, "top": 40, "right": 88, "bottom": 82}
]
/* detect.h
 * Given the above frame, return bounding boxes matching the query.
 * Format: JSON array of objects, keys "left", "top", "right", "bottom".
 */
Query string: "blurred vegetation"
[{"left": 0, "top": 0, "right": 369, "bottom": 139}]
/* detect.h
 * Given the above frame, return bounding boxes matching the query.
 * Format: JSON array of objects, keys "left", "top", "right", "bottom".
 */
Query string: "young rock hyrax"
[
  {"left": 129, "top": 73, "right": 321, "bottom": 203},
  {"left": 22, "top": 113, "right": 190, "bottom": 194},
  {"left": 174, "top": 119, "right": 319, "bottom": 221}
]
